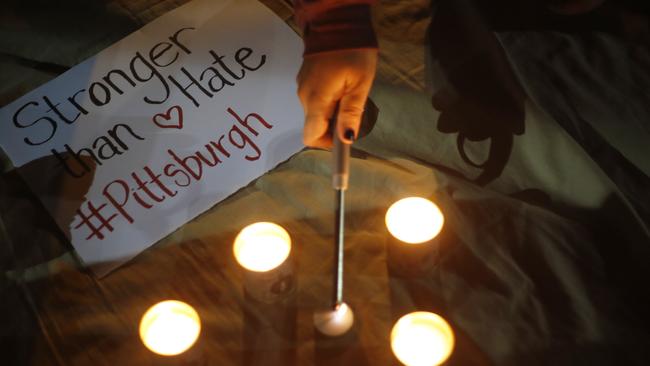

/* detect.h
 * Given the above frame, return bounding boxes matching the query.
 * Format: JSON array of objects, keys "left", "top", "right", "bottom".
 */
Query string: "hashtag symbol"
[{"left": 73, "top": 199, "right": 118, "bottom": 240}]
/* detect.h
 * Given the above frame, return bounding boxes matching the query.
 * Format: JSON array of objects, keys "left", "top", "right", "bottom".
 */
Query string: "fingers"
[
  {"left": 301, "top": 91, "right": 337, "bottom": 148},
  {"left": 304, "top": 106, "right": 335, "bottom": 148},
  {"left": 296, "top": 49, "right": 377, "bottom": 148},
  {"left": 336, "top": 84, "right": 370, "bottom": 144}
]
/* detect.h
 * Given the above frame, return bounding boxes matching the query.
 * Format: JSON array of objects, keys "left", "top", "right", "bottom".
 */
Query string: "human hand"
[{"left": 297, "top": 48, "right": 378, "bottom": 148}]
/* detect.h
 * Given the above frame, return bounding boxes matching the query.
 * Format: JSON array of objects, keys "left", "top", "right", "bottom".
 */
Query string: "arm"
[
  {"left": 294, "top": 1, "right": 377, "bottom": 54},
  {"left": 294, "top": 1, "right": 378, "bottom": 147}
]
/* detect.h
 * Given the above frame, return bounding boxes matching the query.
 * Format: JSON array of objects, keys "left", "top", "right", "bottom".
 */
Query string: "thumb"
[{"left": 336, "top": 90, "right": 367, "bottom": 144}]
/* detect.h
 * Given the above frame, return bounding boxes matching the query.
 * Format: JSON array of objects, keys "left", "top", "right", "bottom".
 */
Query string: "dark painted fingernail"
[{"left": 343, "top": 128, "right": 355, "bottom": 142}]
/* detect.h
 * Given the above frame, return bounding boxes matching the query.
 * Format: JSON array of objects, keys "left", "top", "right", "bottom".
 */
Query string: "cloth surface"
[{"left": 1, "top": 0, "right": 649, "bottom": 365}]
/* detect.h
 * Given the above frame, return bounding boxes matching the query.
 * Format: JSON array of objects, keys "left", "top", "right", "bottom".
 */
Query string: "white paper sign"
[{"left": 0, "top": 0, "right": 304, "bottom": 276}]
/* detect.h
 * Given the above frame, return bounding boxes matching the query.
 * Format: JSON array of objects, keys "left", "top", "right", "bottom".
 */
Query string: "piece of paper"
[{"left": 0, "top": 0, "right": 305, "bottom": 276}]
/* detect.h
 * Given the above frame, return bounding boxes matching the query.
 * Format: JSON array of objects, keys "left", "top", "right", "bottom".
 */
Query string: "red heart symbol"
[{"left": 152, "top": 105, "right": 183, "bottom": 129}]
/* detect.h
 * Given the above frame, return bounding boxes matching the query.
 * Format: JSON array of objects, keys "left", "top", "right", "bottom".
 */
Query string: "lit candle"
[
  {"left": 234, "top": 222, "right": 291, "bottom": 272},
  {"left": 384, "top": 197, "right": 445, "bottom": 277},
  {"left": 385, "top": 197, "right": 444, "bottom": 244},
  {"left": 139, "top": 300, "right": 201, "bottom": 356},
  {"left": 234, "top": 222, "right": 294, "bottom": 303},
  {"left": 391, "top": 311, "right": 455, "bottom": 366}
]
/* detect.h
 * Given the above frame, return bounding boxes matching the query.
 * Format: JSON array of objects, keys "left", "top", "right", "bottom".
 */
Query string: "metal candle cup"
[{"left": 234, "top": 222, "right": 295, "bottom": 304}]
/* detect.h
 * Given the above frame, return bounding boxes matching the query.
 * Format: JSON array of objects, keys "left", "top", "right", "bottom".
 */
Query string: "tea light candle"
[
  {"left": 234, "top": 222, "right": 291, "bottom": 272},
  {"left": 391, "top": 311, "right": 454, "bottom": 366},
  {"left": 384, "top": 197, "right": 445, "bottom": 277},
  {"left": 385, "top": 197, "right": 444, "bottom": 244},
  {"left": 139, "top": 300, "right": 201, "bottom": 356},
  {"left": 234, "top": 222, "right": 294, "bottom": 303}
]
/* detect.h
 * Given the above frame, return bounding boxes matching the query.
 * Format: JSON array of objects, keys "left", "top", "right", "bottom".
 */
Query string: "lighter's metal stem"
[
  {"left": 332, "top": 127, "right": 350, "bottom": 310},
  {"left": 333, "top": 188, "right": 345, "bottom": 308}
]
